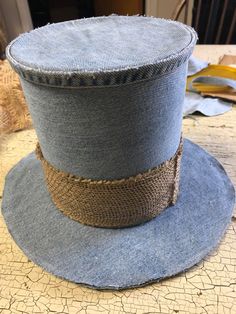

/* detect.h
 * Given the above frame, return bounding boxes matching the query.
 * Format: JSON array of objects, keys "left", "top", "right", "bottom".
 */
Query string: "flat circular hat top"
[{"left": 7, "top": 16, "right": 197, "bottom": 87}]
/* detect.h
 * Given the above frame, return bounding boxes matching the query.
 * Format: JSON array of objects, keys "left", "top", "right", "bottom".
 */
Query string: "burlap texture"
[
  {"left": 35, "top": 139, "right": 183, "bottom": 228},
  {"left": 0, "top": 60, "right": 31, "bottom": 135}
]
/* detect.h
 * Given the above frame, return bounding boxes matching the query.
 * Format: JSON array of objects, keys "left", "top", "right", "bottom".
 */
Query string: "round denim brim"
[{"left": 1, "top": 139, "right": 235, "bottom": 290}]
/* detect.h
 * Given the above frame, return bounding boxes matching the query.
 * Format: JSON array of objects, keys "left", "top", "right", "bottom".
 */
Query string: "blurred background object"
[
  {"left": 27, "top": 0, "right": 145, "bottom": 27},
  {"left": 0, "top": 60, "right": 32, "bottom": 135},
  {"left": 0, "top": 24, "right": 7, "bottom": 60},
  {"left": 192, "top": 0, "right": 236, "bottom": 44},
  {"left": 0, "top": 0, "right": 33, "bottom": 44}
]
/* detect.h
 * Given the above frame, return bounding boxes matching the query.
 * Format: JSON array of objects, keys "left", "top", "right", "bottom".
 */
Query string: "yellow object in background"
[{"left": 187, "top": 64, "right": 236, "bottom": 94}]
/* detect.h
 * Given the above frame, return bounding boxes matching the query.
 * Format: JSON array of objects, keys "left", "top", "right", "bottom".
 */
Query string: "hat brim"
[{"left": 1, "top": 139, "right": 235, "bottom": 290}]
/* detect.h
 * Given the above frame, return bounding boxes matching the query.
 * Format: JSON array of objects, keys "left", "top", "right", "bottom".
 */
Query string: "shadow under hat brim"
[{"left": 1, "top": 139, "right": 235, "bottom": 290}]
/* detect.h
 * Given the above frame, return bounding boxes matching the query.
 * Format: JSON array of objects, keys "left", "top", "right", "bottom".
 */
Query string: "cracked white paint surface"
[{"left": 0, "top": 46, "right": 236, "bottom": 314}]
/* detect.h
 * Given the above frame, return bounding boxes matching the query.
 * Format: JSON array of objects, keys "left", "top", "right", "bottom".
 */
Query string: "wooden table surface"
[{"left": 0, "top": 45, "right": 236, "bottom": 314}]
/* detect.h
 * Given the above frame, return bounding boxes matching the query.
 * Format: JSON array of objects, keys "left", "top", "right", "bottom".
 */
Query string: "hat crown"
[
  {"left": 7, "top": 16, "right": 197, "bottom": 180},
  {"left": 7, "top": 15, "right": 197, "bottom": 87}
]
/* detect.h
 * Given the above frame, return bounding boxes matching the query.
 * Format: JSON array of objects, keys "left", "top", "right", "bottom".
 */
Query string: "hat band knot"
[{"left": 35, "top": 138, "right": 183, "bottom": 228}]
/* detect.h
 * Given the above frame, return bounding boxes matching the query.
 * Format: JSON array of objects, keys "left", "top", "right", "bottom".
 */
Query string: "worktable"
[{"left": 0, "top": 45, "right": 236, "bottom": 314}]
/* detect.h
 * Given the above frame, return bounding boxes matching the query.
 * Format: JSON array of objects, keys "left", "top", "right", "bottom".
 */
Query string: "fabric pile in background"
[
  {"left": 184, "top": 55, "right": 236, "bottom": 116},
  {"left": 0, "top": 55, "right": 235, "bottom": 135}
]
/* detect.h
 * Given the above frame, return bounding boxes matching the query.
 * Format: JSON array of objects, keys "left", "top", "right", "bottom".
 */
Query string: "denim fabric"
[
  {"left": 20, "top": 63, "right": 187, "bottom": 179},
  {"left": 2, "top": 139, "right": 235, "bottom": 289},
  {"left": 187, "top": 56, "right": 208, "bottom": 76},
  {"left": 6, "top": 16, "right": 197, "bottom": 179},
  {"left": 3, "top": 16, "right": 234, "bottom": 290},
  {"left": 7, "top": 16, "right": 197, "bottom": 87},
  {"left": 184, "top": 92, "right": 232, "bottom": 116}
]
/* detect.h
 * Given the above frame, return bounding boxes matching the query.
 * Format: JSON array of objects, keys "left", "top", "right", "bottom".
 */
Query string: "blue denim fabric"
[
  {"left": 187, "top": 56, "right": 208, "bottom": 76},
  {"left": 7, "top": 16, "right": 197, "bottom": 87},
  {"left": 2, "top": 17, "right": 235, "bottom": 290},
  {"left": 184, "top": 92, "right": 232, "bottom": 116},
  {"left": 20, "top": 63, "right": 187, "bottom": 179},
  {"left": 6, "top": 16, "right": 197, "bottom": 179},
  {"left": 2, "top": 140, "right": 235, "bottom": 289}
]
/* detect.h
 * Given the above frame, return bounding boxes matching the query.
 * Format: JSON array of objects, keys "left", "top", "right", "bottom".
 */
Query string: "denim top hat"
[{"left": 2, "top": 15, "right": 235, "bottom": 289}]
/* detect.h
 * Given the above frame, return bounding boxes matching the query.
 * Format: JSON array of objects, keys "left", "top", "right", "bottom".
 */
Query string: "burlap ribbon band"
[{"left": 36, "top": 139, "right": 183, "bottom": 228}]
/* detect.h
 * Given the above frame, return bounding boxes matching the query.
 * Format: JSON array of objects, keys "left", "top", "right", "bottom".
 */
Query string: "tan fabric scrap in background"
[{"left": 0, "top": 60, "right": 31, "bottom": 135}]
